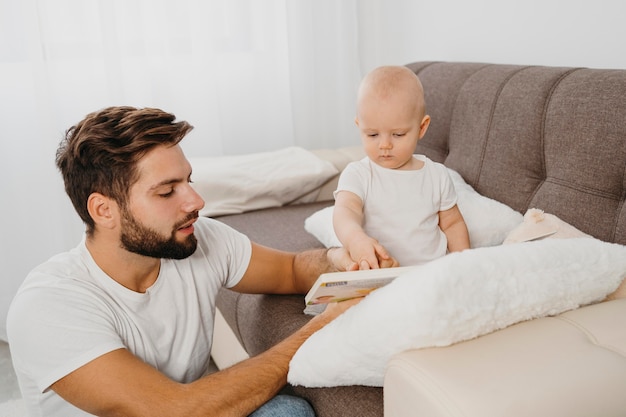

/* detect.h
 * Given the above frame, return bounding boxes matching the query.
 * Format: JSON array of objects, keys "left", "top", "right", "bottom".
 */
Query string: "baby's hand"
[{"left": 348, "top": 237, "right": 392, "bottom": 270}]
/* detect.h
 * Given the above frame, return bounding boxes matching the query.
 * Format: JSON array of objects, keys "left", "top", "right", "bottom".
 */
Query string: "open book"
[{"left": 305, "top": 266, "right": 416, "bottom": 305}]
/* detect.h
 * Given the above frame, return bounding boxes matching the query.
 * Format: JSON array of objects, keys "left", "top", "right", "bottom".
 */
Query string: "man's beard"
[{"left": 120, "top": 209, "right": 198, "bottom": 259}]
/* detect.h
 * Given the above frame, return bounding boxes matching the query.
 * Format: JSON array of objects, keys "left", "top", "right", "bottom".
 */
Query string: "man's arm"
[
  {"left": 230, "top": 242, "right": 359, "bottom": 295},
  {"left": 51, "top": 298, "right": 358, "bottom": 417}
]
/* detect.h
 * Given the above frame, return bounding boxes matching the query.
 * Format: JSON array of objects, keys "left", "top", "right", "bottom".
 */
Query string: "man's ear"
[
  {"left": 87, "top": 193, "right": 118, "bottom": 230},
  {"left": 418, "top": 115, "right": 431, "bottom": 139}
]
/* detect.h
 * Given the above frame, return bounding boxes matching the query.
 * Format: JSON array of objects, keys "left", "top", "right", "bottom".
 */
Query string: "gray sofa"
[{"left": 213, "top": 61, "right": 626, "bottom": 416}]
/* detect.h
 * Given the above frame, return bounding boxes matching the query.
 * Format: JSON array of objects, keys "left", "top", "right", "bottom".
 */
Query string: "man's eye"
[{"left": 159, "top": 189, "right": 174, "bottom": 198}]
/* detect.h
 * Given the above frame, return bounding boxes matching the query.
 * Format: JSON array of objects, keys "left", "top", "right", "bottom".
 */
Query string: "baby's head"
[{"left": 356, "top": 66, "right": 430, "bottom": 170}]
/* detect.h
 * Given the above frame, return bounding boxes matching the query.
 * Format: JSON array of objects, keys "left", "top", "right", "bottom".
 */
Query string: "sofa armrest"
[{"left": 384, "top": 299, "right": 626, "bottom": 417}]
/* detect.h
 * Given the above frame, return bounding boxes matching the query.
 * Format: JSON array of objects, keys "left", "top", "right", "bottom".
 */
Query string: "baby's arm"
[
  {"left": 333, "top": 190, "right": 393, "bottom": 269},
  {"left": 438, "top": 204, "right": 470, "bottom": 252}
]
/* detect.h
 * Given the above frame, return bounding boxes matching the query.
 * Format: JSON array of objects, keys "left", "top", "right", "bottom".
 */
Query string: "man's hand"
[
  {"left": 320, "top": 297, "right": 363, "bottom": 320},
  {"left": 326, "top": 246, "right": 360, "bottom": 272},
  {"left": 378, "top": 254, "right": 399, "bottom": 269}
]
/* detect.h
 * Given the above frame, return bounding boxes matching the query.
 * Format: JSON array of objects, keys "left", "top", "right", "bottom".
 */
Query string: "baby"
[{"left": 333, "top": 66, "right": 470, "bottom": 269}]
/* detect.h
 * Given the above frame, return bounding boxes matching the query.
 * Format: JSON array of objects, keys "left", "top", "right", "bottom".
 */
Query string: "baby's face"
[{"left": 356, "top": 93, "right": 424, "bottom": 170}]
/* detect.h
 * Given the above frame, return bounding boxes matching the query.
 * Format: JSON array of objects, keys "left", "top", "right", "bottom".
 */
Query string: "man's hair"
[{"left": 56, "top": 106, "right": 193, "bottom": 235}]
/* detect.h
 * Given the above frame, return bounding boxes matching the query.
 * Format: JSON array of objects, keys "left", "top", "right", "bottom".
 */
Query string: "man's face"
[{"left": 120, "top": 144, "right": 205, "bottom": 259}]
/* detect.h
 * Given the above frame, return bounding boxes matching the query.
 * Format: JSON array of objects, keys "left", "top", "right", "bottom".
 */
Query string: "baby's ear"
[
  {"left": 354, "top": 116, "right": 360, "bottom": 127},
  {"left": 418, "top": 115, "right": 431, "bottom": 138}
]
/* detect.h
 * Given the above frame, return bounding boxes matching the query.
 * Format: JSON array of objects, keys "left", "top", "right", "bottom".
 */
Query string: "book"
[{"left": 304, "top": 266, "right": 416, "bottom": 305}]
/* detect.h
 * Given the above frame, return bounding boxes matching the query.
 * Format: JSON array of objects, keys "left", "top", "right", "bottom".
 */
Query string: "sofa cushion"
[{"left": 217, "top": 201, "right": 331, "bottom": 252}]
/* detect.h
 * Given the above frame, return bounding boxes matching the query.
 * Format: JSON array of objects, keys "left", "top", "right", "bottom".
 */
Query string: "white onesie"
[{"left": 335, "top": 155, "right": 457, "bottom": 266}]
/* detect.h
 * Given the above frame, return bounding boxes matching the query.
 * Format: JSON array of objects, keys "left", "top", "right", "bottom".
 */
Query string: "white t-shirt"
[
  {"left": 335, "top": 155, "right": 457, "bottom": 266},
  {"left": 6, "top": 217, "right": 251, "bottom": 417}
]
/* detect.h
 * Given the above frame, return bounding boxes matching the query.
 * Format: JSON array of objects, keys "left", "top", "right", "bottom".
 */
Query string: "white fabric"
[
  {"left": 6, "top": 218, "right": 251, "bottom": 417},
  {"left": 305, "top": 167, "right": 523, "bottom": 250},
  {"left": 288, "top": 238, "right": 626, "bottom": 387},
  {"left": 190, "top": 147, "right": 339, "bottom": 217},
  {"left": 335, "top": 156, "right": 456, "bottom": 265}
]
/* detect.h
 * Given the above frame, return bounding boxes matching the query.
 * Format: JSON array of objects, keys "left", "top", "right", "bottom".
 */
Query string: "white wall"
[{"left": 358, "top": 0, "right": 626, "bottom": 72}]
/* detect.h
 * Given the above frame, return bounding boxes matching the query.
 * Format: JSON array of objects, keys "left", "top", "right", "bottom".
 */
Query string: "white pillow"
[
  {"left": 288, "top": 237, "right": 626, "bottom": 387},
  {"left": 189, "top": 147, "right": 338, "bottom": 217},
  {"left": 304, "top": 168, "right": 523, "bottom": 249}
]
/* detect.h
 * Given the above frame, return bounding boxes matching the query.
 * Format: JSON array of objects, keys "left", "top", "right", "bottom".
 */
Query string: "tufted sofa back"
[{"left": 409, "top": 62, "right": 626, "bottom": 244}]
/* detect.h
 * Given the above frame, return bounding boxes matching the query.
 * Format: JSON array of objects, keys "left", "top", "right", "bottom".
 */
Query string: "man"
[{"left": 7, "top": 106, "right": 389, "bottom": 416}]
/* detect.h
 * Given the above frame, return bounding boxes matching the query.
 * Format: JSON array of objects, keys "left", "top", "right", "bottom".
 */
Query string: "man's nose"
[{"left": 182, "top": 184, "right": 205, "bottom": 213}]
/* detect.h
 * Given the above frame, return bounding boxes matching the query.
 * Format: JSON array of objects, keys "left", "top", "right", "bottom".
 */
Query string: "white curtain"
[{"left": 0, "top": 0, "right": 363, "bottom": 341}]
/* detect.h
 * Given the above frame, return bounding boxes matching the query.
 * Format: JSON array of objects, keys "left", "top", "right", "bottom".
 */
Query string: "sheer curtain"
[{"left": 0, "top": 0, "right": 362, "bottom": 341}]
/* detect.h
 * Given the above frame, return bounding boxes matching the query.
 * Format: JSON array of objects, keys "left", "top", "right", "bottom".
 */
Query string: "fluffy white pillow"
[
  {"left": 304, "top": 168, "right": 523, "bottom": 249},
  {"left": 190, "top": 147, "right": 338, "bottom": 217},
  {"left": 288, "top": 238, "right": 626, "bottom": 387}
]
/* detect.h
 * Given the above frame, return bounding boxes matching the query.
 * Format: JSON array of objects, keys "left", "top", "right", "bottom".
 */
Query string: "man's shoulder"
[
  {"left": 11, "top": 249, "right": 97, "bottom": 309},
  {"left": 7, "top": 247, "right": 104, "bottom": 340},
  {"left": 25, "top": 246, "right": 89, "bottom": 285}
]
